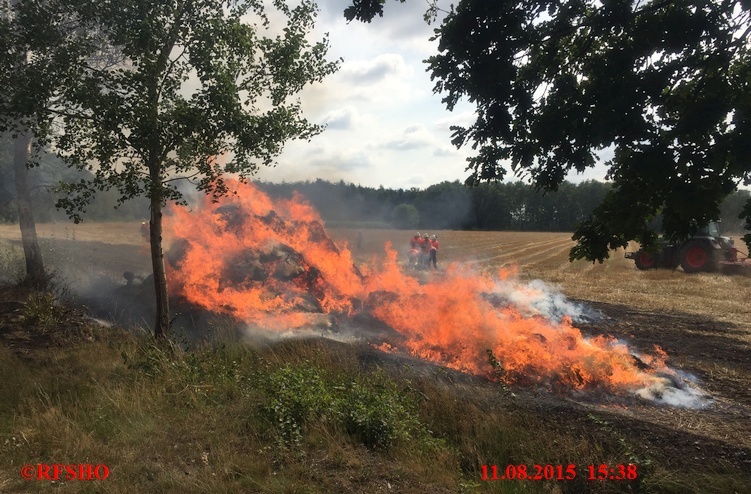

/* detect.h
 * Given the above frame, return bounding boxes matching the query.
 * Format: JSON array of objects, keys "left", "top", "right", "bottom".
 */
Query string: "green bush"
[
  {"left": 264, "top": 363, "right": 336, "bottom": 443},
  {"left": 121, "top": 344, "right": 432, "bottom": 450},
  {"left": 263, "top": 363, "right": 428, "bottom": 449},
  {"left": 339, "top": 372, "right": 423, "bottom": 448},
  {"left": 22, "top": 292, "right": 70, "bottom": 331}
]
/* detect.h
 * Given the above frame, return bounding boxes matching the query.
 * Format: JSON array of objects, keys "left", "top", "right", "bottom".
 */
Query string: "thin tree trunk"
[
  {"left": 14, "top": 131, "right": 45, "bottom": 287},
  {"left": 149, "top": 194, "right": 169, "bottom": 339}
]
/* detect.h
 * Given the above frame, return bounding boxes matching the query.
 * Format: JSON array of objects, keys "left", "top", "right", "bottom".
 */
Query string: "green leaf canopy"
[
  {"left": 346, "top": 0, "right": 751, "bottom": 260},
  {"left": 35, "top": 0, "right": 340, "bottom": 216}
]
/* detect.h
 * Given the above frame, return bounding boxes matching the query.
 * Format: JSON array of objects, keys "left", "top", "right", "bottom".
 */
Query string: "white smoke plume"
[{"left": 489, "top": 277, "right": 603, "bottom": 324}]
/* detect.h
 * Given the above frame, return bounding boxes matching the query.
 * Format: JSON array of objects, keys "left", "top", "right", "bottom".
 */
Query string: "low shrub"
[{"left": 263, "top": 362, "right": 430, "bottom": 449}]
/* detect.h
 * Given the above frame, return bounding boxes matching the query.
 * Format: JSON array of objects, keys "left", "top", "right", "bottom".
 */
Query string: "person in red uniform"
[
  {"left": 410, "top": 232, "right": 421, "bottom": 249},
  {"left": 409, "top": 232, "right": 421, "bottom": 268},
  {"left": 420, "top": 233, "right": 431, "bottom": 268},
  {"left": 429, "top": 235, "right": 439, "bottom": 269}
]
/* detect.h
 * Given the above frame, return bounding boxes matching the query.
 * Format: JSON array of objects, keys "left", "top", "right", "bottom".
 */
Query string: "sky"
[{"left": 259, "top": 0, "right": 611, "bottom": 190}]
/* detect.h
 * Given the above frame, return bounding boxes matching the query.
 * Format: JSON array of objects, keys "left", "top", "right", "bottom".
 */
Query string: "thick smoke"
[
  {"left": 633, "top": 368, "right": 711, "bottom": 408},
  {"left": 474, "top": 274, "right": 708, "bottom": 407},
  {"left": 489, "top": 277, "right": 603, "bottom": 324}
]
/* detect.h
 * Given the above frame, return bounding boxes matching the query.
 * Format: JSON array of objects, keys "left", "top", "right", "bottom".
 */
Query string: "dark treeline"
[
  {"left": 258, "top": 179, "right": 606, "bottom": 231},
  {"left": 257, "top": 179, "right": 596, "bottom": 231},
  {"left": 0, "top": 134, "right": 149, "bottom": 223},
  {"left": 0, "top": 160, "right": 149, "bottom": 223},
  {"left": 257, "top": 179, "right": 751, "bottom": 233}
]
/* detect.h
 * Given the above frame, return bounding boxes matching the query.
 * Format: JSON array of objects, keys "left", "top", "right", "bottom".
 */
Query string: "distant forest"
[
  {"left": 1, "top": 135, "right": 749, "bottom": 232},
  {"left": 257, "top": 179, "right": 611, "bottom": 231},
  {"left": 257, "top": 179, "right": 751, "bottom": 233}
]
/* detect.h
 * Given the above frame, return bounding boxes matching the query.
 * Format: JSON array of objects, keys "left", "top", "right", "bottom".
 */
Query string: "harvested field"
[{"left": 3, "top": 224, "right": 748, "bottom": 331}]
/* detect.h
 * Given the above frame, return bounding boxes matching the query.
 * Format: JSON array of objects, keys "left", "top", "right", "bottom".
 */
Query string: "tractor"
[{"left": 624, "top": 221, "right": 750, "bottom": 273}]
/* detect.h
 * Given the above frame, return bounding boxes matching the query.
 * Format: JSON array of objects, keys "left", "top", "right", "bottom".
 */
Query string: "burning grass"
[
  {"left": 161, "top": 181, "right": 708, "bottom": 406},
  {"left": 1, "top": 222, "right": 748, "bottom": 334},
  {"left": 327, "top": 229, "right": 751, "bottom": 336}
]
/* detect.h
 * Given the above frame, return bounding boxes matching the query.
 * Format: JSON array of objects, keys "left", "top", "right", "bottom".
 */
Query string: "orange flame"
[{"left": 165, "top": 180, "right": 671, "bottom": 393}]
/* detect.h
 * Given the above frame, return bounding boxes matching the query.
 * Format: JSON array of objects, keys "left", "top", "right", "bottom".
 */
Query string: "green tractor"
[{"left": 625, "top": 221, "right": 750, "bottom": 273}]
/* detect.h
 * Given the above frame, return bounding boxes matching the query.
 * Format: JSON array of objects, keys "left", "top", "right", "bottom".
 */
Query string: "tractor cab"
[{"left": 698, "top": 221, "right": 721, "bottom": 238}]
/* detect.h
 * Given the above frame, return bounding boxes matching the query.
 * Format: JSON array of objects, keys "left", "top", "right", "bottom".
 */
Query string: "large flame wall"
[{"left": 164, "top": 180, "right": 673, "bottom": 395}]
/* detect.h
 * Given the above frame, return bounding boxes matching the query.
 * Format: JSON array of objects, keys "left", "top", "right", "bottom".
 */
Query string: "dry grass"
[
  {"left": 0, "top": 223, "right": 152, "bottom": 289},
  {"left": 0, "top": 320, "right": 545, "bottom": 493},
  {"left": 0, "top": 320, "right": 672, "bottom": 494},
  {"left": 0, "top": 221, "right": 145, "bottom": 246}
]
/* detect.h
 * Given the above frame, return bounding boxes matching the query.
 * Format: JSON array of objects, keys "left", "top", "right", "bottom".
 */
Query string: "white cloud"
[
  {"left": 321, "top": 106, "right": 363, "bottom": 130},
  {"left": 318, "top": 0, "right": 443, "bottom": 52},
  {"left": 340, "top": 54, "right": 411, "bottom": 84},
  {"left": 272, "top": 136, "right": 377, "bottom": 181},
  {"left": 402, "top": 174, "right": 427, "bottom": 186},
  {"left": 255, "top": 3, "right": 486, "bottom": 191},
  {"left": 309, "top": 150, "right": 373, "bottom": 173},
  {"left": 298, "top": 54, "right": 421, "bottom": 110},
  {"left": 433, "top": 146, "right": 460, "bottom": 157},
  {"left": 380, "top": 123, "right": 436, "bottom": 150}
]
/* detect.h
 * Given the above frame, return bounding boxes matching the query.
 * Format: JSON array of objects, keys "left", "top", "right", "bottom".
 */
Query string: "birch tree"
[{"left": 20, "top": 0, "right": 338, "bottom": 337}]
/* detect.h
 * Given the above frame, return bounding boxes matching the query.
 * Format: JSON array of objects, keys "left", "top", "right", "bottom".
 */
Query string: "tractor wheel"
[
  {"left": 634, "top": 250, "right": 658, "bottom": 270},
  {"left": 680, "top": 241, "right": 718, "bottom": 273}
]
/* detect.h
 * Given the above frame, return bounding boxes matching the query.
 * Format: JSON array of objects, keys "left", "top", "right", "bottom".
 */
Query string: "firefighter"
[
  {"left": 429, "top": 235, "right": 439, "bottom": 269},
  {"left": 410, "top": 232, "right": 421, "bottom": 249},
  {"left": 409, "top": 232, "right": 421, "bottom": 268},
  {"left": 420, "top": 233, "right": 431, "bottom": 268}
]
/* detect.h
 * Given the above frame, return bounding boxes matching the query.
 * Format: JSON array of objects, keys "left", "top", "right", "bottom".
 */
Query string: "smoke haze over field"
[
  {"left": 256, "top": 180, "right": 751, "bottom": 233},
  {"left": 0, "top": 135, "right": 150, "bottom": 224}
]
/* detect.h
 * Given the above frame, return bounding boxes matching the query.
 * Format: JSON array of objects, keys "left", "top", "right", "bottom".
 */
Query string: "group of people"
[{"left": 409, "top": 232, "right": 439, "bottom": 270}]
